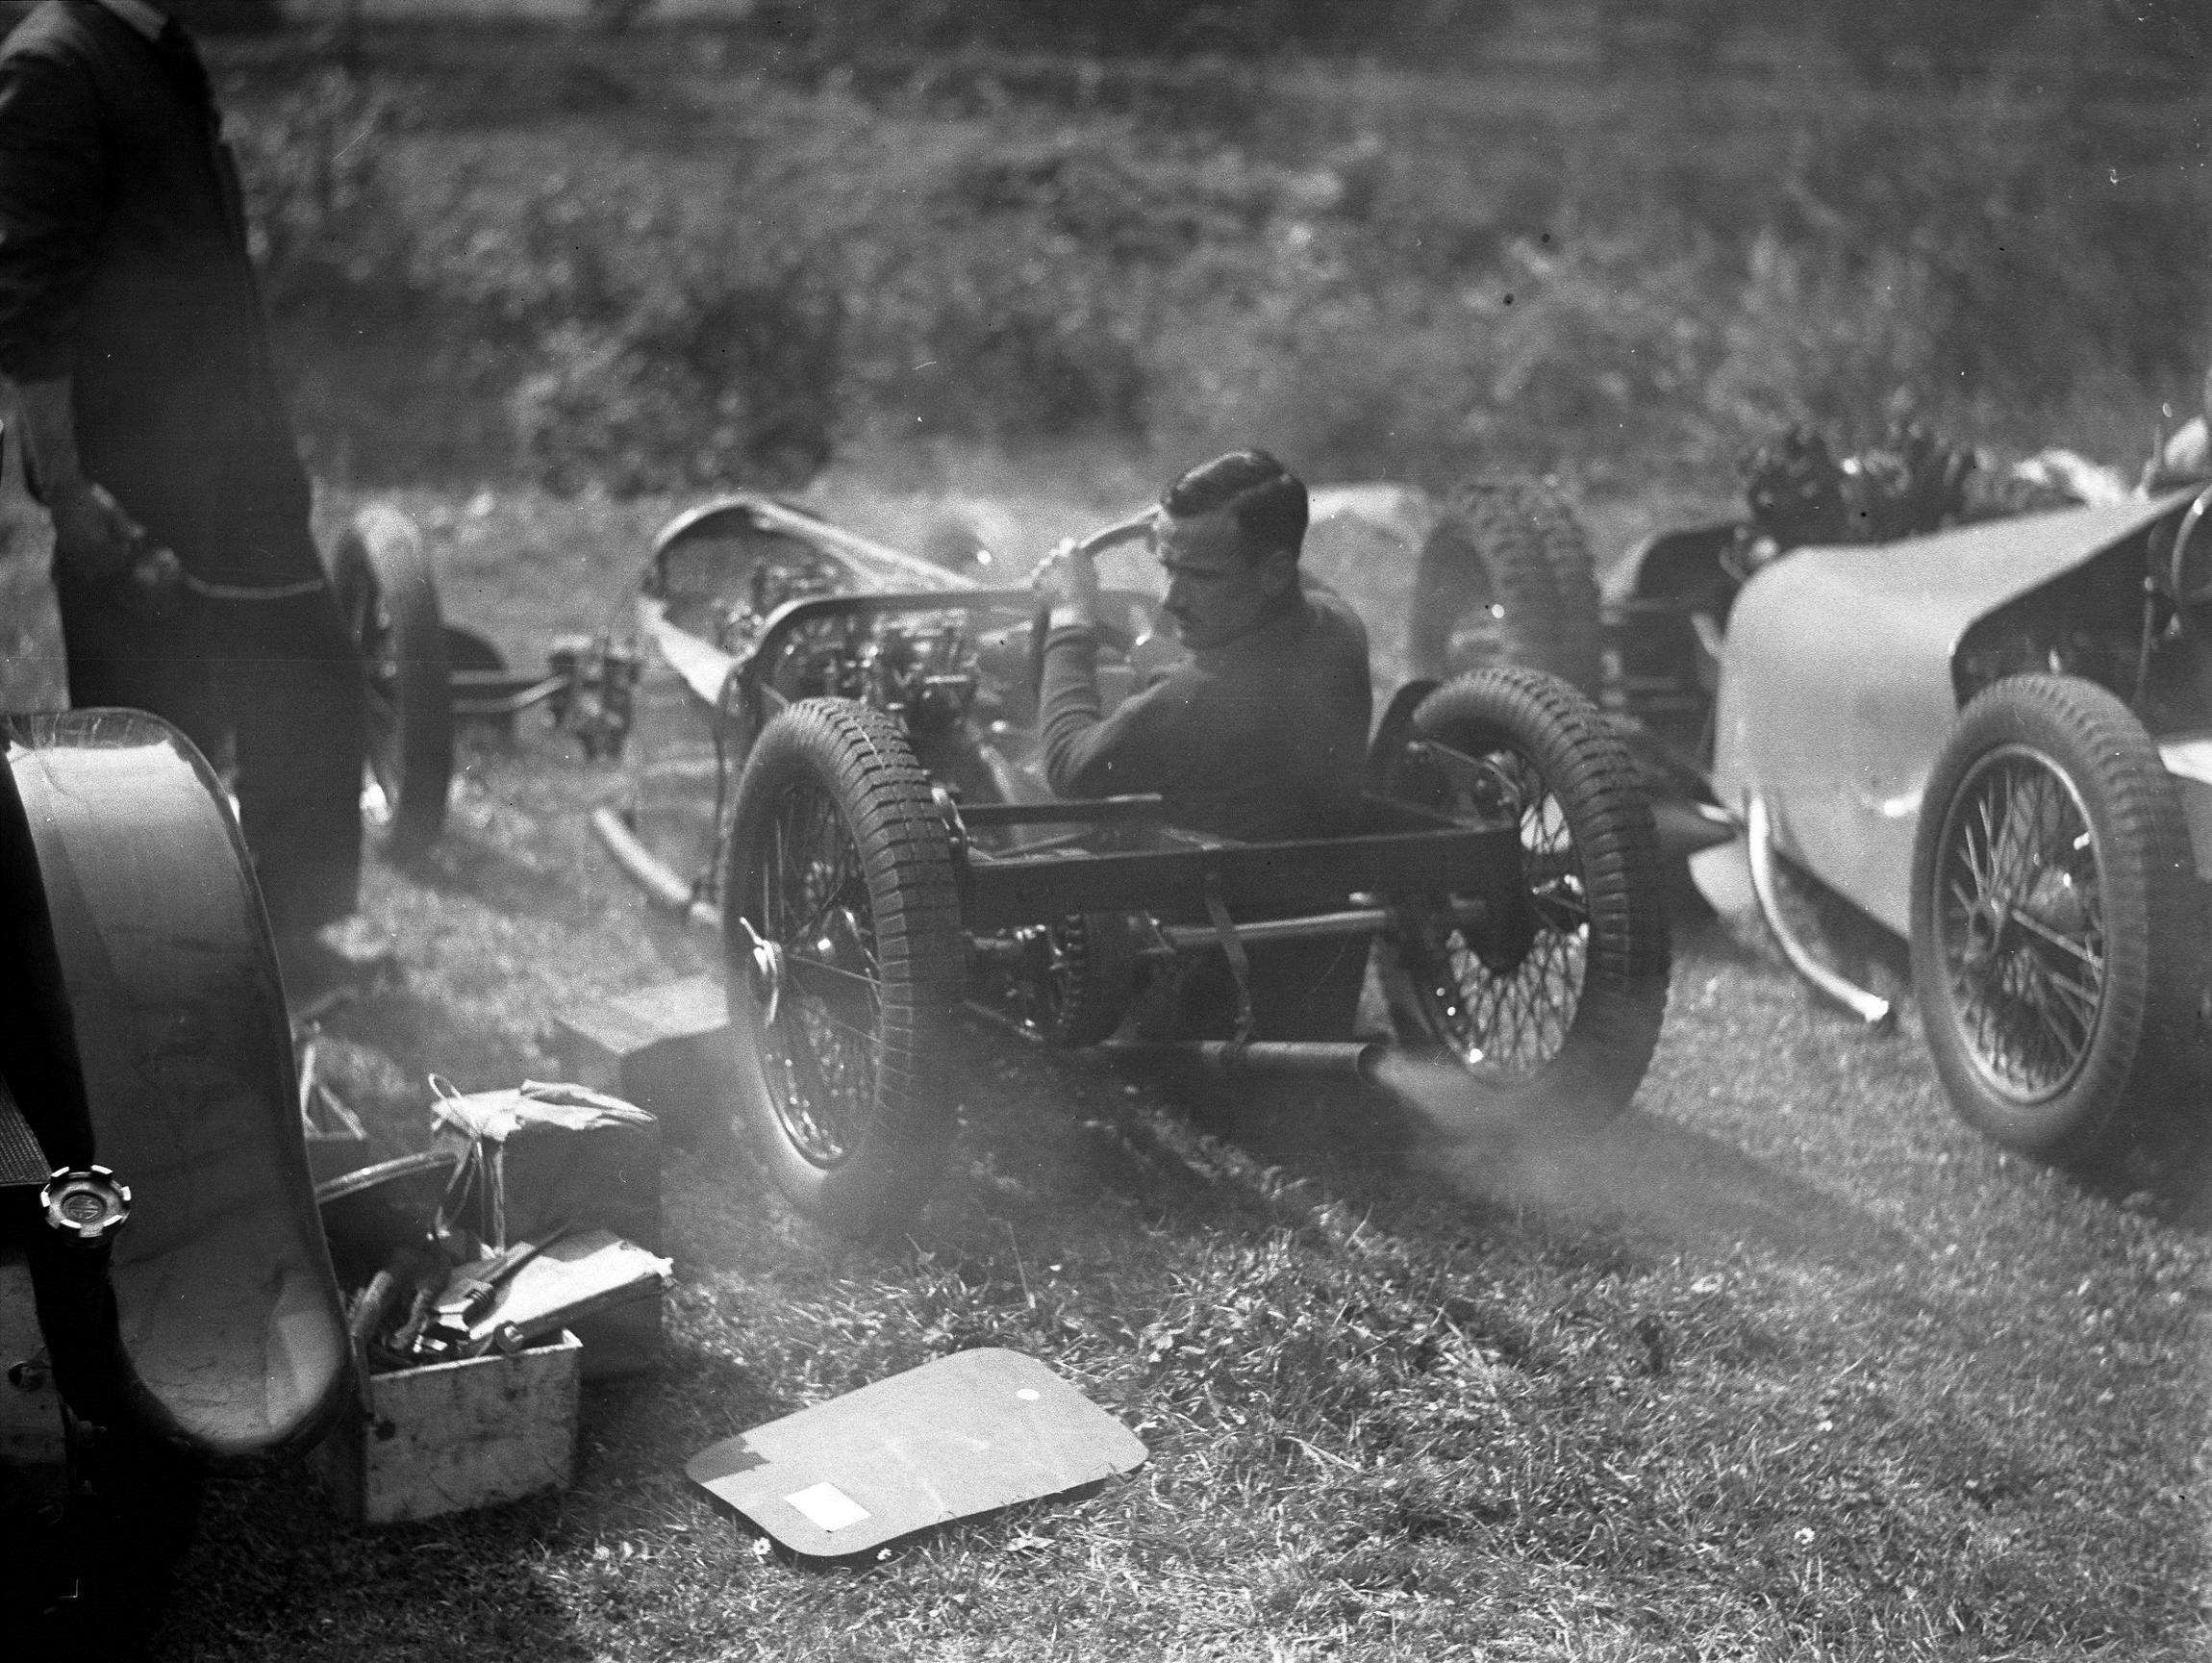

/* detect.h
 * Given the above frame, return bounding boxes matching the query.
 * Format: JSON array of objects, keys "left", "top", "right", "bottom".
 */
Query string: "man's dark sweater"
[
  {"left": 0, "top": 0, "right": 314, "bottom": 586},
  {"left": 1039, "top": 584, "right": 1372, "bottom": 843}
]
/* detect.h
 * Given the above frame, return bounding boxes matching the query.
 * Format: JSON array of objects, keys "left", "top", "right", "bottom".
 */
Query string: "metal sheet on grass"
[{"left": 685, "top": 1348, "right": 1145, "bottom": 1558}]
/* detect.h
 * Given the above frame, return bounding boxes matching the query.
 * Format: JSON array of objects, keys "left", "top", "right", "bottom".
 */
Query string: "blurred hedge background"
[{"left": 210, "top": 0, "right": 2207, "bottom": 500}]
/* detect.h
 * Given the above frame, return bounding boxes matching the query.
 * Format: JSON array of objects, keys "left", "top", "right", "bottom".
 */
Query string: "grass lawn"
[
  {"left": 1, "top": 13, "right": 2204, "bottom": 1652},
  {"left": 49, "top": 475, "right": 2198, "bottom": 1661}
]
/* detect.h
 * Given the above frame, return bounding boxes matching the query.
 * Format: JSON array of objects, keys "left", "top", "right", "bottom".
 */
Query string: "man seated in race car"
[
  {"left": 1031, "top": 448, "right": 1374, "bottom": 1038},
  {"left": 1033, "top": 448, "right": 1371, "bottom": 837}
]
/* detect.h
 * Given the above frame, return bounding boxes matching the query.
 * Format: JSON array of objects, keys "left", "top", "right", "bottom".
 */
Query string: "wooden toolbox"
[{"left": 316, "top": 1330, "right": 581, "bottom": 1524}]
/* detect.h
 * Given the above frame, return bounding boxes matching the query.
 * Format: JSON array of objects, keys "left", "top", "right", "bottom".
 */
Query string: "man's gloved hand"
[
  {"left": 48, "top": 475, "right": 143, "bottom": 582},
  {"left": 2144, "top": 415, "right": 2212, "bottom": 495},
  {"left": 1030, "top": 537, "right": 1100, "bottom": 632},
  {"left": 48, "top": 477, "right": 182, "bottom": 617},
  {"left": 128, "top": 539, "right": 185, "bottom": 620}
]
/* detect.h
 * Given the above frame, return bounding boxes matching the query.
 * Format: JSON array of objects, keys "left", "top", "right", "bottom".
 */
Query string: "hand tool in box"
[{"left": 440, "top": 1220, "right": 576, "bottom": 1327}]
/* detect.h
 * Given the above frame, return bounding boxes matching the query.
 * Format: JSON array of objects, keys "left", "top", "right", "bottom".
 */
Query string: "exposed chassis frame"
[{"left": 608, "top": 585, "right": 1529, "bottom": 958}]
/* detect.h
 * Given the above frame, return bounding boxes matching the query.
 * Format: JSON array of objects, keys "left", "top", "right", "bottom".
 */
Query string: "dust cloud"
[{"left": 1367, "top": 1047, "right": 1901, "bottom": 1267}]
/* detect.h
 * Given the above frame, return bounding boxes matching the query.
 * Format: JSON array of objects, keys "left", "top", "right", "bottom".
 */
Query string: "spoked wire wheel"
[
  {"left": 1911, "top": 674, "right": 2208, "bottom": 1160},
  {"left": 330, "top": 504, "right": 452, "bottom": 858},
  {"left": 1377, "top": 667, "right": 1669, "bottom": 1118},
  {"left": 1929, "top": 745, "right": 2105, "bottom": 1103},
  {"left": 722, "top": 700, "right": 963, "bottom": 1234}
]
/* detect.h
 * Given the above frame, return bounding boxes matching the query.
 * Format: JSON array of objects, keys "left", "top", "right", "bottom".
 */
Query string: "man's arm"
[
  {"left": 13, "top": 376, "right": 140, "bottom": 579},
  {"left": 0, "top": 42, "right": 139, "bottom": 579},
  {"left": 1037, "top": 623, "right": 1194, "bottom": 800},
  {"left": 0, "top": 42, "right": 102, "bottom": 390},
  {"left": 1031, "top": 538, "right": 1182, "bottom": 798}
]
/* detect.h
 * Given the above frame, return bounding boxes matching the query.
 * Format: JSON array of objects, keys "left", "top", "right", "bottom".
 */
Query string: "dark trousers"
[{"left": 55, "top": 572, "right": 364, "bottom": 935}]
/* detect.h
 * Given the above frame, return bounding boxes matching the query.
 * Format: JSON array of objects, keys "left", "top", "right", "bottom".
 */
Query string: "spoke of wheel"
[
  {"left": 767, "top": 802, "right": 793, "bottom": 936},
  {"left": 1962, "top": 802, "right": 1993, "bottom": 900},
  {"left": 1946, "top": 875, "right": 1977, "bottom": 926},
  {"left": 779, "top": 1007, "right": 840, "bottom": 1152},
  {"left": 2031, "top": 957, "right": 2100, "bottom": 1020},
  {"left": 792, "top": 794, "right": 852, "bottom": 944},
  {"left": 786, "top": 955, "right": 888, "bottom": 1002},
  {"left": 2005, "top": 904, "right": 2103, "bottom": 971},
  {"left": 1973, "top": 788, "right": 1999, "bottom": 892},
  {"left": 1990, "top": 773, "right": 2025, "bottom": 896},
  {"left": 1450, "top": 917, "right": 1581, "bottom": 1076}
]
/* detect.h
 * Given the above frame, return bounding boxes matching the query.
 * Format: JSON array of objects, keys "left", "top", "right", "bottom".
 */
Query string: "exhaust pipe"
[
  {"left": 591, "top": 806, "right": 721, "bottom": 935},
  {"left": 1102, "top": 1040, "right": 1385, "bottom": 1081},
  {"left": 1744, "top": 794, "right": 1891, "bottom": 1026}
]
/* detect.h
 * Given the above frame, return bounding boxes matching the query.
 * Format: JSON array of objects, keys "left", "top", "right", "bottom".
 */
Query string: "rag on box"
[{"left": 431, "top": 1080, "right": 662, "bottom": 1256}]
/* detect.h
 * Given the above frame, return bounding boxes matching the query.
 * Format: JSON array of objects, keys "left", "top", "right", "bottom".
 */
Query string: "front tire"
[
  {"left": 331, "top": 504, "right": 452, "bottom": 860},
  {"left": 1375, "top": 667, "right": 1670, "bottom": 1120},
  {"left": 1910, "top": 674, "right": 2208, "bottom": 1160},
  {"left": 722, "top": 701, "right": 966, "bottom": 1235}
]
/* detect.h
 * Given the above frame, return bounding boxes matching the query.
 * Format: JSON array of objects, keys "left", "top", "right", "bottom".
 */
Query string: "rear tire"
[
  {"left": 331, "top": 505, "right": 452, "bottom": 860},
  {"left": 1375, "top": 667, "right": 1670, "bottom": 1120},
  {"left": 722, "top": 701, "right": 966, "bottom": 1235},
  {"left": 1910, "top": 674, "right": 2208, "bottom": 1162},
  {"left": 1407, "top": 479, "right": 1605, "bottom": 698}
]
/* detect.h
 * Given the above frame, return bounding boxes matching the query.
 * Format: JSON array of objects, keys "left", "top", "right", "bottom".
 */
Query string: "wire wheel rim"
[
  {"left": 339, "top": 568, "right": 405, "bottom": 823},
  {"left": 1933, "top": 743, "right": 2107, "bottom": 1106},
  {"left": 745, "top": 775, "right": 883, "bottom": 1168},
  {"left": 1416, "top": 745, "right": 1590, "bottom": 1081}
]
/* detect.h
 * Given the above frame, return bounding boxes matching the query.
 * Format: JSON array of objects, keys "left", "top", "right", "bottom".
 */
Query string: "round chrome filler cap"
[{"left": 40, "top": 1165, "right": 132, "bottom": 1247}]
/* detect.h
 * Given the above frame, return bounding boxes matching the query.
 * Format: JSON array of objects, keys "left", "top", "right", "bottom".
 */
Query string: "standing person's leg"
[{"left": 211, "top": 580, "right": 365, "bottom": 940}]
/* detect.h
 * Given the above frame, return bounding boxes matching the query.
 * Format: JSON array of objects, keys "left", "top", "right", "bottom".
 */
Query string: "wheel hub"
[
  {"left": 1960, "top": 894, "right": 2013, "bottom": 968},
  {"left": 739, "top": 917, "right": 785, "bottom": 1027},
  {"left": 2020, "top": 866, "right": 2091, "bottom": 938},
  {"left": 1462, "top": 884, "right": 1540, "bottom": 976}
]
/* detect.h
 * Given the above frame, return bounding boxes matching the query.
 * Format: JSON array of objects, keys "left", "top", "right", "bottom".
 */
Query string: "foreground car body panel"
[
  {"left": 1711, "top": 492, "right": 2196, "bottom": 934},
  {"left": 6, "top": 711, "right": 350, "bottom": 1460}
]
